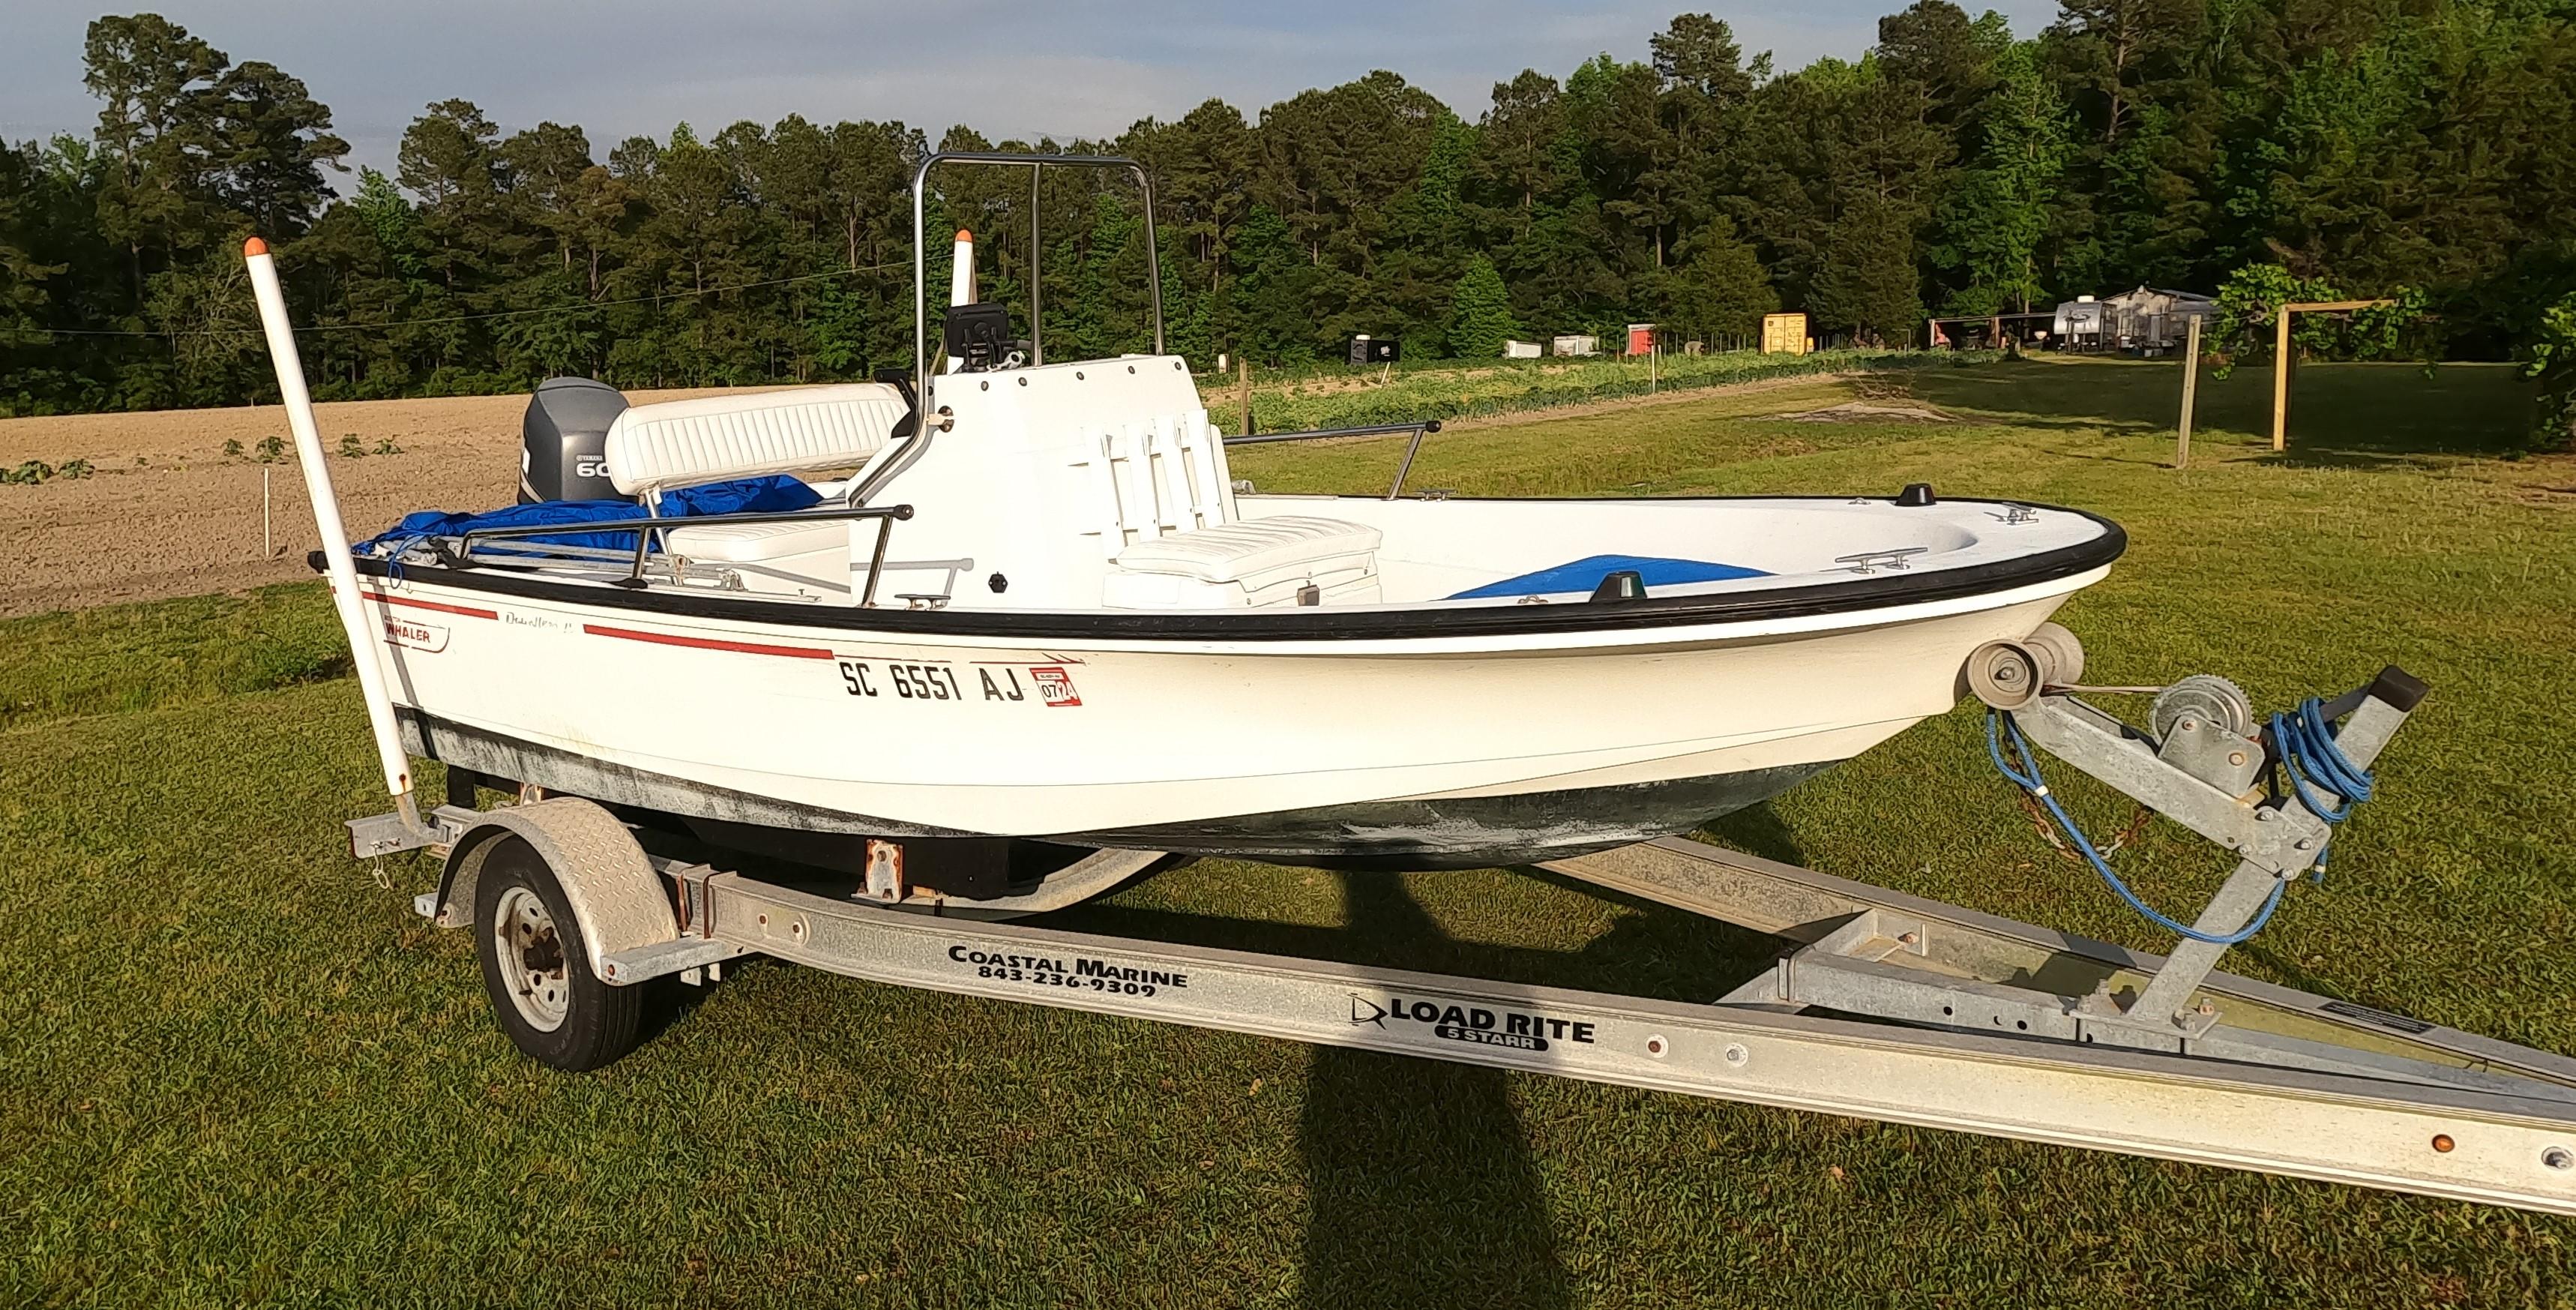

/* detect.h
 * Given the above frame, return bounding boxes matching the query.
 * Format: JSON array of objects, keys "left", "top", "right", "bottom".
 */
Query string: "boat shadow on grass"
[
  {"left": 1296, "top": 871, "right": 1572, "bottom": 1310},
  {"left": 1059, "top": 815, "right": 1804, "bottom": 1309}
]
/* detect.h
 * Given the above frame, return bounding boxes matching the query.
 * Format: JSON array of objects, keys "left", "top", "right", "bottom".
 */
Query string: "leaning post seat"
[
  {"left": 603, "top": 384, "right": 908, "bottom": 498},
  {"left": 601, "top": 384, "right": 909, "bottom": 596}
]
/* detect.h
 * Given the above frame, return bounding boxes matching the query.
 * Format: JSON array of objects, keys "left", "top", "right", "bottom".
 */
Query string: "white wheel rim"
[{"left": 492, "top": 886, "right": 571, "bottom": 1033}]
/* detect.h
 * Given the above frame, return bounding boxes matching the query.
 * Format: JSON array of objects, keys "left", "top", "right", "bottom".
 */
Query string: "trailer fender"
[{"left": 430, "top": 798, "right": 677, "bottom": 982}]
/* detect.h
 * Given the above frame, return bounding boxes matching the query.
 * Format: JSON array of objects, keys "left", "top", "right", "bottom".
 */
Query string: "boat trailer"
[
  {"left": 355, "top": 659, "right": 2576, "bottom": 1216},
  {"left": 240, "top": 234, "right": 2576, "bottom": 1216}
]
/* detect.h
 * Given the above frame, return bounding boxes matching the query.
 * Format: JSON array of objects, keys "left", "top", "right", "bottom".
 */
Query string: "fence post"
[
  {"left": 2176, "top": 316, "right": 2202, "bottom": 469},
  {"left": 2272, "top": 304, "right": 2293, "bottom": 452},
  {"left": 1238, "top": 355, "right": 1254, "bottom": 438}
]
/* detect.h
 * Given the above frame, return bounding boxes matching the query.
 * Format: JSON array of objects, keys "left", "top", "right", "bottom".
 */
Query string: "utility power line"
[{"left": 31, "top": 260, "right": 909, "bottom": 339}]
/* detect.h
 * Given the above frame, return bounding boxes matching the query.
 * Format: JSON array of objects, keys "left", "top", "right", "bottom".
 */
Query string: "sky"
[{"left": 1, "top": 0, "right": 2063, "bottom": 181}]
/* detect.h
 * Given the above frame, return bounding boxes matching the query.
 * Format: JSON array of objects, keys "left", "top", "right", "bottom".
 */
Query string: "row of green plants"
[
  {"left": 1204, "top": 348, "right": 1983, "bottom": 433},
  {"left": 3, "top": 458, "right": 92, "bottom": 484},
  {"left": 0, "top": 433, "right": 403, "bottom": 488},
  {"left": 214, "top": 434, "right": 401, "bottom": 460}
]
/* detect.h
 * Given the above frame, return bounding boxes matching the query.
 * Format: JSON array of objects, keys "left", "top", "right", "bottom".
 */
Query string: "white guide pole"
[
  {"left": 944, "top": 229, "right": 975, "bottom": 373},
  {"left": 241, "top": 237, "right": 418, "bottom": 815}
]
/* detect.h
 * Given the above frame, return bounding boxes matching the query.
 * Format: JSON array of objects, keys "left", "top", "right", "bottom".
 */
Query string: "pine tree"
[
  {"left": 1934, "top": 40, "right": 2068, "bottom": 314},
  {"left": 1446, "top": 255, "right": 1520, "bottom": 358},
  {"left": 1809, "top": 202, "right": 1925, "bottom": 344},
  {"left": 0, "top": 145, "right": 64, "bottom": 351},
  {"left": 1666, "top": 218, "right": 1776, "bottom": 347},
  {"left": 11, "top": 5, "right": 2576, "bottom": 412}
]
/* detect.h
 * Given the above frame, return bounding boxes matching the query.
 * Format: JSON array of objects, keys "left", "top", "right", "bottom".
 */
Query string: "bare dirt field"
[{"left": 0, "top": 387, "right": 781, "bottom": 618}]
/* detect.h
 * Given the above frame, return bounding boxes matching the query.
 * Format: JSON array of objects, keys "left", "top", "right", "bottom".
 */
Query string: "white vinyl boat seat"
[
  {"left": 661, "top": 517, "right": 844, "bottom": 564},
  {"left": 1104, "top": 515, "right": 1382, "bottom": 608},
  {"left": 655, "top": 517, "right": 852, "bottom": 598},
  {"left": 604, "top": 384, "right": 909, "bottom": 496}
]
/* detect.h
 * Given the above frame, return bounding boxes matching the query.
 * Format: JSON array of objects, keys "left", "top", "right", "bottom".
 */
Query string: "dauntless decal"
[{"left": 1349, "top": 994, "right": 1597, "bottom": 1053}]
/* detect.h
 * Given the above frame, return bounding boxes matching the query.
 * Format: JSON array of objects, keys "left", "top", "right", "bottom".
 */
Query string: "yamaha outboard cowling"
[{"left": 520, "top": 376, "right": 630, "bottom": 504}]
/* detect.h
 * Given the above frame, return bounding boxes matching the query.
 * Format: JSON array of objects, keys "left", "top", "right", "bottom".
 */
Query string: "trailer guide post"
[{"left": 244, "top": 235, "right": 424, "bottom": 838}]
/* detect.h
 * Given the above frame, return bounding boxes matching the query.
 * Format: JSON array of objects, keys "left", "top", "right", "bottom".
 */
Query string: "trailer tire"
[{"left": 475, "top": 835, "right": 644, "bottom": 1072}]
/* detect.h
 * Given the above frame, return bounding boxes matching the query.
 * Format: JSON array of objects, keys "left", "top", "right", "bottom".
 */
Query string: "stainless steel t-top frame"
[{"left": 910, "top": 151, "right": 1164, "bottom": 402}]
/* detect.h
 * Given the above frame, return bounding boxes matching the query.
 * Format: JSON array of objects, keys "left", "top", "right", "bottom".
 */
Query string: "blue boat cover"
[
  {"left": 1448, "top": 553, "right": 1771, "bottom": 600},
  {"left": 360, "top": 475, "right": 822, "bottom": 557}
]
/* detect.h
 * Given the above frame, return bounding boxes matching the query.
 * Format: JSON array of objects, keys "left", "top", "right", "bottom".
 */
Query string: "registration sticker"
[{"left": 1030, "top": 665, "right": 1082, "bottom": 707}]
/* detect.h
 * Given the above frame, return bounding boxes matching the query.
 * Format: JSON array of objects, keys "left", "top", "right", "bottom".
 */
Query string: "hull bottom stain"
[{"left": 405, "top": 710, "right": 1835, "bottom": 872}]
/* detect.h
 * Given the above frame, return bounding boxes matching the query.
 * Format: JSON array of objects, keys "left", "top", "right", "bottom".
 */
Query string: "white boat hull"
[{"left": 359, "top": 560, "right": 2100, "bottom": 868}]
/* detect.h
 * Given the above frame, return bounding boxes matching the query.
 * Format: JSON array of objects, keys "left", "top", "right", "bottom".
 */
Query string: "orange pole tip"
[
  {"left": 955, "top": 229, "right": 972, "bottom": 242},
  {"left": 243, "top": 235, "right": 269, "bottom": 256}
]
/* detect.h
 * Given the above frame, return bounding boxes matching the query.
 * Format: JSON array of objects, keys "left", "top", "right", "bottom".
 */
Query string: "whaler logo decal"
[
  {"left": 1349, "top": 994, "right": 1596, "bottom": 1054},
  {"left": 383, "top": 616, "right": 449, "bottom": 652}
]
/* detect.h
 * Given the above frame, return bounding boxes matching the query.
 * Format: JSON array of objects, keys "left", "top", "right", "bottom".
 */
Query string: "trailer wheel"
[{"left": 475, "top": 836, "right": 643, "bottom": 1071}]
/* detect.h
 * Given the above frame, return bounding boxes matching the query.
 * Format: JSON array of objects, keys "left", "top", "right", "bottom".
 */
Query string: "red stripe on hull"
[
  {"left": 581, "top": 623, "right": 834, "bottom": 661},
  {"left": 362, "top": 590, "right": 497, "bottom": 619}
]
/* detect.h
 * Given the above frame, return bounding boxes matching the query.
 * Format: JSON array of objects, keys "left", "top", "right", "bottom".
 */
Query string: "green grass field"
[
  {"left": 5, "top": 357, "right": 2573, "bottom": 1308},
  {"left": 1197, "top": 346, "right": 1963, "bottom": 433}
]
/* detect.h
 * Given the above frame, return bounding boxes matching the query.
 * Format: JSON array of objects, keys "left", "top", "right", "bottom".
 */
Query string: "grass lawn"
[
  {"left": 4, "top": 356, "right": 2573, "bottom": 1308},
  {"left": 1194, "top": 346, "right": 1953, "bottom": 431}
]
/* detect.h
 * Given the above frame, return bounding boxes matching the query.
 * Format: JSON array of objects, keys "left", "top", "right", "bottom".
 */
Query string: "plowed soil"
[{"left": 0, "top": 388, "right": 780, "bottom": 618}]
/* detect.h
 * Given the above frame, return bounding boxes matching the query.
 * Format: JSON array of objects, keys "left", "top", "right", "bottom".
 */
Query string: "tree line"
[{"left": 5, "top": 4, "right": 2576, "bottom": 423}]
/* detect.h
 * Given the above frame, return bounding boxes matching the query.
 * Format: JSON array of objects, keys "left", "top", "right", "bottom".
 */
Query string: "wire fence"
[{"left": 1208, "top": 349, "right": 1993, "bottom": 433}]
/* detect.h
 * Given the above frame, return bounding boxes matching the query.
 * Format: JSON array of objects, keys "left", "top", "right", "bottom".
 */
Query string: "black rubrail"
[{"left": 323, "top": 495, "right": 2125, "bottom": 643}]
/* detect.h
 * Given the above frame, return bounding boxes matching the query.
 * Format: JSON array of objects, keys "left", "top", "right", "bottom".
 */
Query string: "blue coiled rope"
[
  {"left": 2270, "top": 697, "right": 2374, "bottom": 877},
  {"left": 1986, "top": 709, "right": 2285, "bottom": 945}
]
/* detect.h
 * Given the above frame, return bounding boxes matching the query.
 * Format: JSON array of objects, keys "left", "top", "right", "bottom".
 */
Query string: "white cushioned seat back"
[{"left": 604, "top": 383, "right": 907, "bottom": 495}]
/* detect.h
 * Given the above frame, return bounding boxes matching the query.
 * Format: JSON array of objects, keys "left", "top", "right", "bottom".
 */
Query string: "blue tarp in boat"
[
  {"left": 360, "top": 475, "right": 823, "bottom": 557},
  {"left": 1448, "top": 553, "right": 1771, "bottom": 600}
]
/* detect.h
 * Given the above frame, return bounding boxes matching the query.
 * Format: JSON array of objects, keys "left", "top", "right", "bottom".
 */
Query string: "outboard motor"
[{"left": 520, "top": 376, "right": 630, "bottom": 504}]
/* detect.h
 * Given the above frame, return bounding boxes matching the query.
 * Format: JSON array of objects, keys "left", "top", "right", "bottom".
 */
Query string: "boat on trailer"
[
  {"left": 241, "top": 153, "right": 2576, "bottom": 1215},
  {"left": 316, "top": 151, "right": 2123, "bottom": 879}
]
